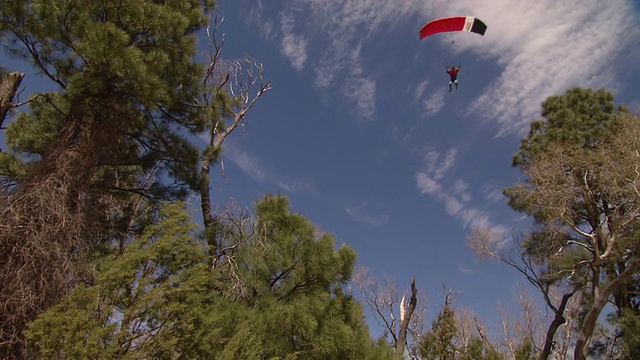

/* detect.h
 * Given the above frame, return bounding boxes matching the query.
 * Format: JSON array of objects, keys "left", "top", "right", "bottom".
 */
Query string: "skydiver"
[{"left": 446, "top": 65, "right": 461, "bottom": 92}]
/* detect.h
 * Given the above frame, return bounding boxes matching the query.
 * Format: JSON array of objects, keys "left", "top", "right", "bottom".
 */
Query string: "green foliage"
[
  {"left": 461, "top": 337, "right": 505, "bottom": 360},
  {"left": 504, "top": 88, "right": 638, "bottom": 284},
  {"left": 419, "top": 304, "right": 458, "bottom": 359},
  {"left": 513, "top": 337, "right": 535, "bottom": 360},
  {"left": 242, "top": 194, "right": 357, "bottom": 300},
  {"left": 613, "top": 309, "right": 640, "bottom": 357},
  {"left": 236, "top": 194, "right": 373, "bottom": 359},
  {"left": 2, "top": 3, "right": 219, "bottom": 354},
  {"left": 4, "top": 94, "right": 66, "bottom": 156},
  {"left": 0, "top": 0, "right": 214, "bottom": 192},
  {"left": 25, "top": 202, "right": 217, "bottom": 359},
  {"left": 26, "top": 196, "right": 390, "bottom": 359},
  {"left": 511, "top": 87, "right": 626, "bottom": 168},
  {"left": 504, "top": 87, "right": 640, "bottom": 358}
]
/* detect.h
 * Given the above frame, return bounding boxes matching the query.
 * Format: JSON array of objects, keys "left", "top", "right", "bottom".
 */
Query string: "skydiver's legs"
[
  {"left": 449, "top": 80, "right": 453, "bottom": 92},
  {"left": 455, "top": 79, "right": 458, "bottom": 90}
]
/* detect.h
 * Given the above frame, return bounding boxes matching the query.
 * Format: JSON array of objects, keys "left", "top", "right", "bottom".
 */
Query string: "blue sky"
[
  {"left": 211, "top": 0, "right": 640, "bottom": 335},
  {"left": 2, "top": 0, "right": 640, "bottom": 340}
]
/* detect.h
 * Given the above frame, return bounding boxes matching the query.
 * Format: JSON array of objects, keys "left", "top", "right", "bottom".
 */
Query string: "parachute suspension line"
[
  {"left": 440, "top": 31, "right": 453, "bottom": 46},
  {"left": 445, "top": 62, "right": 461, "bottom": 69}
]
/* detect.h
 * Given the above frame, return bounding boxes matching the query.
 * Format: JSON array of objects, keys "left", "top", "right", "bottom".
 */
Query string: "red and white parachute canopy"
[{"left": 419, "top": 16, "right": 487, "bottom": 40}]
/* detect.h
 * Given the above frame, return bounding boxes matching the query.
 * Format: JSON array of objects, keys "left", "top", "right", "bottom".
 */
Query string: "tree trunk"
[
  {"left": 0, "top": 71, "right": 24, "bottom": 130},
  {"left": 397, "top": 276, "right": 417, "bottom": 357},
  {"left": 199, "top": 148, "right": 221, "bottom": 263},
  {"left": 539, "top": 292, "right": 573, "bottom": 360},
  {"left": 574, "top": 258, "right": 640, "bottom": 360}
]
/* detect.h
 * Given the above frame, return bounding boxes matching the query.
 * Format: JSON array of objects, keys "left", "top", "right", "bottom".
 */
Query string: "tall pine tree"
[
  {"left": 504, "top": 87, "right": 640, "bottom": 359},
  {"left": 26, "top": 196, "right": 393, "bottom": 359},
  {"left": 0, "top": 1, "right": 214, "bottom": 356}
]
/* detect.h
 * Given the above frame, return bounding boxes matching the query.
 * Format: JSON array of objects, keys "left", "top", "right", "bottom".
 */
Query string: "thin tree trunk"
[
  {"left": 539, "top": 292, "right": 573, "bottom": 360},
  {"left": 397, "top": 276, "right": 417, "bottom": 357},
  {"left": 574, "top": 258, "right": 640, "bottom": 360},
  {"left": 0, "top": 72, "right": 24, "bottom": 130}
]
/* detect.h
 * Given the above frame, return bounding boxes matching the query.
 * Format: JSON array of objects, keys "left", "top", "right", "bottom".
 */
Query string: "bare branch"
[{"left": 197, "top": 17, "right": 271, "bottom": 259}]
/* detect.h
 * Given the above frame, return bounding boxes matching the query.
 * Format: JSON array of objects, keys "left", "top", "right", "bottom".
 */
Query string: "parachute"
[{"left": 419, "top": 16, "right": 487, "bottom": 40}]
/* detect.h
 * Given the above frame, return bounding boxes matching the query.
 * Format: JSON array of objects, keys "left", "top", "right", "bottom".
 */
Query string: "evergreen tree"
[
  {"left": 25, "top": 202, "right": 220, "bottom": 359},
  {"left": 0, "top": 0, "right": 214, "bottom": 356},
  {"left": 511, "top": 87, "right": 626, "bottom": 168},
  {"left": 460, "top": 337, "right": 504, "bottom": 360},
  {"left": 613, "top": 309, "right": 640, "bottom": 358},
  {"left": 504, "top": 87, "right": 640, "bottom": 360},
  {"left": 26, "top": 196, "right": 392, "bottom": 359},
  {"left": 420, "top": 303, "right": 458, "bottom": 359},
  {"left": 513, "top": 337, "right": 535, "bottom": 360},
  {"left": 233, "top": 194, "right": 378, "bottom": 359}
]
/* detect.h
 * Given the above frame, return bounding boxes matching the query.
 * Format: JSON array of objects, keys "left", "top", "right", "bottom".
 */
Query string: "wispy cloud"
[
  {"left": 245, "top": 1, "right": 276, "bottom": 41},
  {"left": 280, "top": 12, "right": 308, "bottom": 71},
  {"left": 223, "top": 145, "right": 266, "bottom": 182},
  {"left": 422, "top": 90, "right": 446, "bottom": 118},
  {"left": 275, "top": 179, "right": 317, "bottom": 194},
  {"left": 414, "top": 80, "right": 446, "bottom": 118},
  {"left": 345, "top": 201, "right": 390, "bottom": 228},
  {"left": 244, "top": 0, "right": 638, "bottom": 135},
  {"left": 483, "top": 185, "right": 506, "bottom": 204},
  {"left": 342, "top": 77, "right": 377, "bottom": 122},
  {"left": 245, "top": 0, "right": 425, "bottom": 120},
  {"left": 426, "top": 0, "right": 640, "bottom": 136},
  {"left": 415, "top": 147, "right": 509, "bottom": 236},
  {"left": 223, "top": 141, "right": 316, "bottom": 194}
]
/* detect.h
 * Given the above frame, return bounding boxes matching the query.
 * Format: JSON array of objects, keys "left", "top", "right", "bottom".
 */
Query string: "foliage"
[
  {"left": 232, "top": 194, "right": 375, "bottom": 359},
  {"left": 420, "top": 304, "right": 458, "bottom": 359},
  {"left": 26, "top": 196, "right": 391, "bottom": 359},
  {"left": 461, "top": 337, "right": 504, "bottom": 360},
  {"left": 612, "top": 309, "right": 640, "bottom": 358},
  {"left": 0, "top": 1, "right": 215, "bottom": 356},
  {"left": 503, "top": 87, "right": 640, "bottom": 359},
  {"left": 511, "top": 87, "right": 627, "bottom": 168},
  {"left": 25, "top": 202, "right": 216, "bottom": 359},
  {"left": 513, "top": 337, "right": 535, "bottom": 360},
  {"left": 418, "top": 300, "right": 504, "bottom": 360}
]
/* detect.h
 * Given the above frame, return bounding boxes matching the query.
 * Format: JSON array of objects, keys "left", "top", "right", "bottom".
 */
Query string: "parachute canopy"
[{"left": 419, "top": 16, "right": 487, "bottom": 40}]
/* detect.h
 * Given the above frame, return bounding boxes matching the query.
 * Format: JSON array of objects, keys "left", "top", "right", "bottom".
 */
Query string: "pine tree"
[
  {"left": 26, "top": 196, "right": 391, "bottom": 359},
  {"left": 0, "top": 0, "right": 214, "bottom": 356},
  {"left": 460, "top": 337, "right": 504, "bottom": 360},
  {"left": 25, "top": 202, "right": 221, "bottom": 359},
  {"left": 504, "top": 87, "right": 640, "bottom": 360},
  {"left": 613, "top": 309, "right": 640, "bottom": 358},
  {"left": 420, "top": 303, "right": 458, "bottom": 359},
  {"left": 233, "top": 194, "right": 379, "bottom": 359}
]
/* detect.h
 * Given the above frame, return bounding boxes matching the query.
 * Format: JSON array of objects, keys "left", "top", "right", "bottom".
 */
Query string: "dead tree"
[
  {"left": 397, "top": 276, "right": 418, "bottom": 356},
  {"left": 353, "top": 268, "right": 425, "bottom": 358},
  {"left": 194, "top": 17, "right": 271, "bottom": 264}
]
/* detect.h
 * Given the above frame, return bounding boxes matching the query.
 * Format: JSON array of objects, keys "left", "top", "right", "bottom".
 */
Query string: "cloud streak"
[
  {"left": 429, "top": 0, "right": 640, "bottom": 136},
  {"left": 345, "top": 201, "right": 390, "bottom": 228},
  {"left": 223, "top": 141, "right": 316, "bottom": 194},
  {"left": 245, "top": 0, "right": 639, "bottom": 135},
  {"left": 280, "top": 12, "right": 308, "bottom": 71},
  {"left": 415, "top": 147, "right": 509, "bottom": 237},
  {"left": 237, "top": 0, "right": 638, "bottom": 239},
  {"left": 246, "top": 0, "right": 425, "bottom": 121}
]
